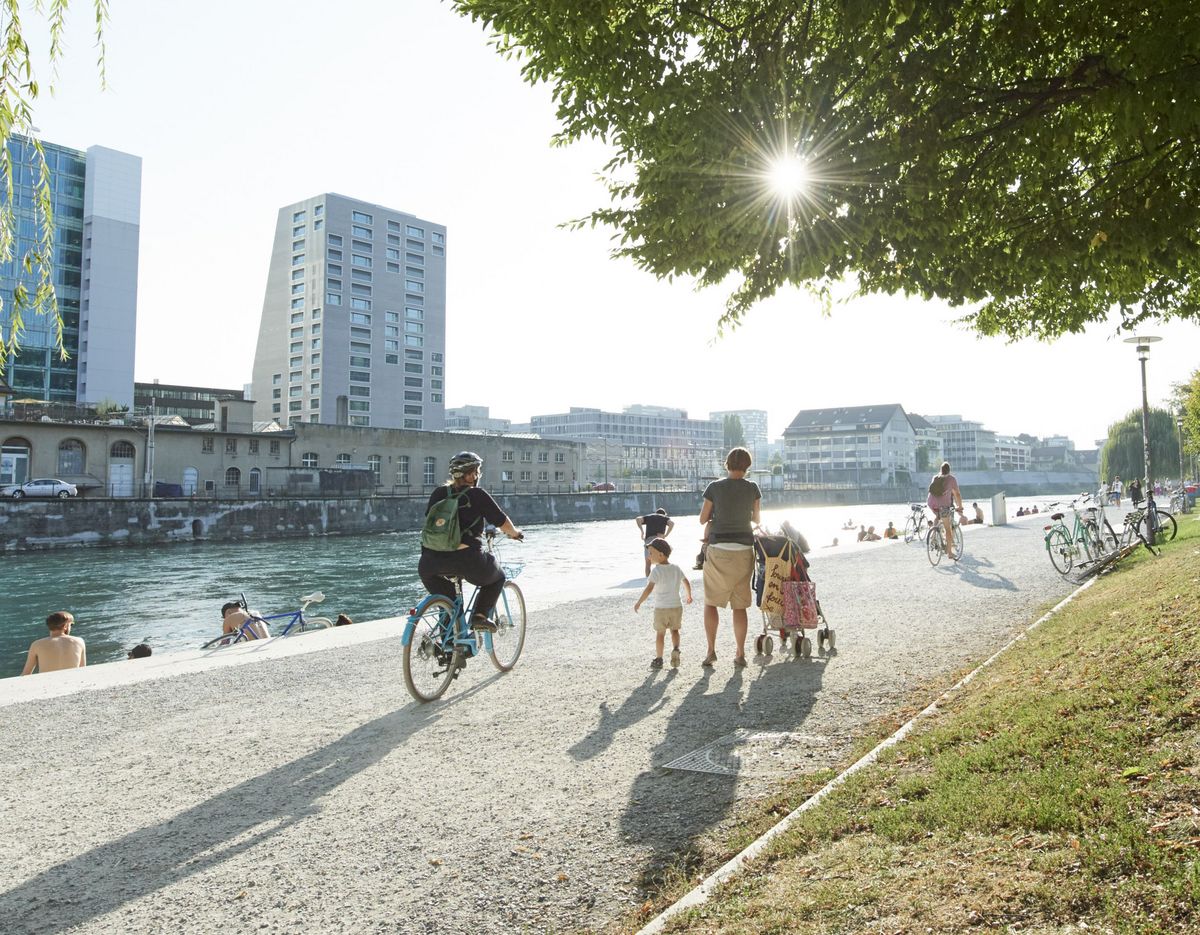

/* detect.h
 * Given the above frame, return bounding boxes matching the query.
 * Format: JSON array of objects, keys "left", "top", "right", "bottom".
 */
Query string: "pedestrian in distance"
[
  {"left": 21, "top": 611, "right": 86, "bottom": 675},
  {"left": 1128, "top": 478, "right": 1143, "bottom": 508},
  {"left": 633, "top": 538, "right": 692, "bottom": 669},
  {"left": 635, "top": 507, "right": 675, "bottom": 576},
  {"left": 697, "top": 447, "right": 761, "bottom": 668},
  {"left": 126, "top": 643, "right": 152, "bottom": 659}
]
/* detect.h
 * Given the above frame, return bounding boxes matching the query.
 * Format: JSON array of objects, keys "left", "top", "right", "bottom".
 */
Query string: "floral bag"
[{"left": 782, "top": 578, "right": 819, "bottom": 630}]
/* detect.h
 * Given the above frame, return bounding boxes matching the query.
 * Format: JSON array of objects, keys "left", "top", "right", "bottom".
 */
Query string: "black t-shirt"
[
  {"left": 424, "top": 485, "right": 508, "bottom": 550},
  {"left": 640, "top": 513, "right": 669, "bottom": 539}
]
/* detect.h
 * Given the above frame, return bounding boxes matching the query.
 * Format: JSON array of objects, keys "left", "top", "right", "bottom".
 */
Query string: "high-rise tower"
[{"left": 251, "top": 194, "right": 446, "bottom": 430}]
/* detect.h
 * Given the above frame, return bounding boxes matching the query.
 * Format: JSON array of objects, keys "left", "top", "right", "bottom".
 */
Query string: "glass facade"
[{"left": 1, "top": 138, "right": 86, "bottom": 402}]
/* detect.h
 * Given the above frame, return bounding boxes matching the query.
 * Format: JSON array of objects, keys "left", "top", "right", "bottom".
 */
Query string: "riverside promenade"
[{"left": 1, "top": 518, "right": 1073, "bottom": 934}]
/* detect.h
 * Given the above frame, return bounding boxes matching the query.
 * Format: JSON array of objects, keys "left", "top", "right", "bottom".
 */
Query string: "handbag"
[{"left": 782, "top": 579, "right": 819, "bottom": 630}]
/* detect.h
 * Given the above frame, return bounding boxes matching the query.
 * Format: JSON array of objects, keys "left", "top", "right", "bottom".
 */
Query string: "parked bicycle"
[
  {"left": 1042, "top": 496, "right": 1108, "bottom": 576},
  {"left": 926, "top": 508, "right": 963, "bottom": 566},
  {"left": 401, "top": 531, "right": 527, "bottom": 702},
  {"left": 1142, "top": 501, "right": 1177, "bottom": 546},
  {"left": 903, "top": 503, "right": 930, "bottom": 544},
  {"left": 201, "top": 591, "right": 333, "bottom": 648}
]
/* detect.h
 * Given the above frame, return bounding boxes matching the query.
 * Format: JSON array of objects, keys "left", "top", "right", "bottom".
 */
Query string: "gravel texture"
[{"left": 0, "top": 518, "right": 1073, "bottom": 934}]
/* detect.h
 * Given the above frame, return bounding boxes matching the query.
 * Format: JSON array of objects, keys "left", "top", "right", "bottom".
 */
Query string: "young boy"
[{"left": 633, "top": 538, "right": 692, "bottom": 669}]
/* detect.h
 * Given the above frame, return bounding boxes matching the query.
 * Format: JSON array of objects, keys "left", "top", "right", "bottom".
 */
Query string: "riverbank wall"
[
  {"left": 1, "top": 486, "right": 923, "bottom": 552},
  {"left": 0, "top": 470, "right": 1093, "bottom": 552}
]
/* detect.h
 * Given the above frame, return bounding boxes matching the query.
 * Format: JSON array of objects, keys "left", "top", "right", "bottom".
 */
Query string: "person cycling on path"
[
  {"left": 926, "top": 461, "right": 964, "bottom": 557},
  {"left": 418, "top": 451, "right": 523, "bottom": 633},
  {"left": 635, "top": 508, "right": 675, "bottom": 576}
]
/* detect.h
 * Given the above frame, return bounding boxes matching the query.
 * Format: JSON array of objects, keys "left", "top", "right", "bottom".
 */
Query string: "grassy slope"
[{"left": 641, "top": 515, "right": 1200, "bottom": 934}]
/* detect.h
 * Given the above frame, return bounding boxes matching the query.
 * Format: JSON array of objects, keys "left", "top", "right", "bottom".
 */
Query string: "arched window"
[
  {"left": 248, "top": 468, "right": 261, "bottom": 494},
  {"left": 57, "top": 439, "right": 86, "bottom": 475},
  {"left": 182, "top": 467, "right": 199, "bottom": 495},
  {"left": 367, "top": 454, "right": 381, "bottom": 479},
  {"left": 301, "top": 451, "right": 319, "bottom": 468},
  {"left": 110, "top": 440, "right": 135, "bottom": 459},
  {"left": 224, "top": 467, "right": 241, "bottom": 487},
  {"left": 336, "top": 452, "right": 352, "bottom": 466},
  {"left": 2, "top": 437, "right": 33, "bottom": 485}
]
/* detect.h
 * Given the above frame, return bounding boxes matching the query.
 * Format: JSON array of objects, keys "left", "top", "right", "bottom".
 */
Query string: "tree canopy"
[
  {"left": 455, "top": 0, "right": 1200, "bottom": 339},
  {"left": 1099, "top": 407, "right": 1181, "bottom": 483},
  {"left": 722, "top": 413, "right": 745, "bottom": 448}
]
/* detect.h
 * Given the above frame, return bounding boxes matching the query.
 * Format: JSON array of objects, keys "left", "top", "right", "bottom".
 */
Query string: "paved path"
[{"left": 0, "top": 518, "right": 1071, "bottom": 934}]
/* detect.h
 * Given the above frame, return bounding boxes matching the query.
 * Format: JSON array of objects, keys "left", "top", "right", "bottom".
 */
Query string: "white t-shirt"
[{"left": 649, "top": 562, "right": 686, "bottom": 609}]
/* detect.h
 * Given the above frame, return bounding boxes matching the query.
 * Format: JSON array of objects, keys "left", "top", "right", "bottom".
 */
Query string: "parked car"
[
  {"left": 1, "top": 478, "right": 78, "bottom": 499},
  {"left": 591, "top": 482, "right": 618, "bottom": 492}
]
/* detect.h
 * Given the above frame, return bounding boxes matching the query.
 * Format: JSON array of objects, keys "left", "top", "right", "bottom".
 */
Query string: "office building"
[
  {"left": 445, "top": 405, "right": 511, "bottom": 433},
  {"left": 922, "top": 414, "right": 998, "bottom": 470},
  {"left": 250, "top": 194, "right": 446, "bottom": 431},
  {"left": 0, "top": 135, "right": 141, "bottom": 407},
  {"left": 530, "top": 404, "right": 723, "bottom": 478},
  {"left": 134, "top": 380, "right": 245, "bottom": 426}
]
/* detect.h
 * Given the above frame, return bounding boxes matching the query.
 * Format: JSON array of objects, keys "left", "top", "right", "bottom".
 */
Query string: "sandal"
[{"left": 701, "top": 652, "right": 717, "bottom": 668}]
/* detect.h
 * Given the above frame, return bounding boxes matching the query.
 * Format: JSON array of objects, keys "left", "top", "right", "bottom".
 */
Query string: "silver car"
[{"left": 1, "top": 478, "right": 78, "bottom": 499}]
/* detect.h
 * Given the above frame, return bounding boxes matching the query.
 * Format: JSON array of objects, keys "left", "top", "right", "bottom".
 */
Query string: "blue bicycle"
[
  {"left": 201, "top": 591, "right": 334, "bottom": 648},
  {"left": 401, "top": 538, "right": 527, "bottom": 702}
]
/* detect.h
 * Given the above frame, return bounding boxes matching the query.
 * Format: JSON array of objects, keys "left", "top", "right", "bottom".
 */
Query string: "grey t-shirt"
[{"left": 703, "top": 477, "right": 761, "bottom": 545}]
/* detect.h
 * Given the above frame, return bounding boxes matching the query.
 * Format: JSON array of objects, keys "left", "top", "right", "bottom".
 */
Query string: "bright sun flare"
[{"left": 768, "top": 156, "right": 809, "bottom": 198}]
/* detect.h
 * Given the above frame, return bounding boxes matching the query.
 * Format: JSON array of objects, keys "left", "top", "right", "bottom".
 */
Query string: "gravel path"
[{"left": 1, "top": 519, "right": 1072, "bottom": 934}]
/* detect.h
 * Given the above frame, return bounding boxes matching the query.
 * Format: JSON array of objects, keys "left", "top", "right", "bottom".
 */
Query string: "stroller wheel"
[
  {"left": 824, "top": 629, "right": 836, "bottom": 651},
  {"left": 764, "top": 636, "right": 774, "bottom": 656},
  {"left": 754, "top": 634, "right": 765, "bottom": 655},
  {"left": 800, "top": 636, "right": 813, "bottom": 658}
]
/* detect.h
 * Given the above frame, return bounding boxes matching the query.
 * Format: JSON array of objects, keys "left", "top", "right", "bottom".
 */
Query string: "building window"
[
  {"left": 432, "top": 231, "right": 445, "bottom": 245},
  {"left": 405, "top": 321, "right": 423, "bottom": 334},
  {"left": 292, "top": 253, "right": 304, "bottom": 266},
  {"left": 385, "top": 353, "right": 399, "bottom": 364},
  {"left": 405, "top": 266, "right": 423, "bottom": 279},
  {"left": 309, "top": 399, "right": 319, "bottom": 410},
  {"left": 349, "top": 370, "right": 370, "bottom": 382},
  {"left": 302, "top": 452, "right": 319, "bottom": 468},
  {"left": 520, "top": 471, "right": 531, "bottom": 482},
  {"left": 350, "top": 312, "right": 371, "bottom": 325},
  {"left": 404, "top": 419, "right": 423, "bottom": 429},
  {"left": 406, "top": 306, "right": 423, "bottom": 319},
  {"left": 555, "top": 452, "right": 565, "bottom": 463},
  {"left": 292, "top": 210, "right": 306, "bottom": 222},
  {"left": 328, "top": 233, "right": 341, "bottom": 245},
  {"left": 201, "top": 437, "right": 214, "bottom": 453},
  {"left": 406, "top": 225, "right": 424, "bottom": 238},
  {"left": 538, "top": 471, "right": 548, "bottom": 482},
  {"left": 352, "top": 225, "right": 373, "bottom": 239},
  {"left": 328, "top": 248, "right": 343, "bottom": 261},
  {"left": 403, "top": 404, "right": 422, "bottom": 415},
  {"left": 367, "top": 454, "right": 381, "bottom": 479},
  {"left": 555, "top": 471, "right": 565, "bottom": 482},
  {"left": 352, "top": 253, "right": 372, "bottom": 268},
  {"left": 423, "top": 456, "right": 436, "bottom": 485},
  {"left": 396, "top": 455, "right": 409, "bottom": 486},
  {"left": 292, "top": 225, "right": 305, "bottom": 237},
  {"left": 352, "top": 210, "right": 373, "bottom": 224},
  {"left": 289, "top": 401, "right": 302, "bottom": 412},
  {"left": 351, "top": 284, "right": 372, "bottom": 298},
  {"left": 404, "top": 280, "right": 423, "bottom": 293},
  {"left": 386, "top": 261, "right": 400, "bottom": 273},
  {"left": 388, "top": 220, "right": 401, "bottom": 232},
  {"left": 349, "top": 386, "right": 370, "bottom": 397},
  {"left": 56, "top": 439, "right": 85, "bottom": 474},
  {"left": 249, "top": 439, "right": 259, "bottom": 455},
  {"left": 521, "top": 451, "right": 532, "bottom": 463},
  {"left": 225, "top": 467, "right": 241, "bottom": 487},
  {"left": 501, "top": 470, "right": 514, "bottom": 482},
  {"left": 351, "top": 298, "right": 371, "bottom": 311},
  {"left": 538, "top": 452, "right": 549, "bottom": 463},
  {"left": 225, "top": 438, "right": 237, "bottom": 454},
  {"left": 349, "top": 355, "right": 370, "bottom": 367},
  {"left": 406, "top": 238, "right": 424, "bottom": 252},
  {"left": 404, "top": 335, "right": 423, "bottom": 347},
  {"left": 349, "top": 400, "right": 370, "bottom": 412},
  {"left": 502, "top": 451, "right": 514, "bottom": 462},
  {"left": 270, "top": 440, "right": 280, "bottom": 455}
]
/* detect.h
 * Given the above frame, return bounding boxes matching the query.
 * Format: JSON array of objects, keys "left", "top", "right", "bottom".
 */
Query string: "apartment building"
[
  {"left": 782, "top": 403, "right": 919, "bottom": 484},
  {"left": 922, "top": 414, "right": 998, "bottom": 470},
  {"left": 250, "top": 194, "right": 446, "bottom": 431}
]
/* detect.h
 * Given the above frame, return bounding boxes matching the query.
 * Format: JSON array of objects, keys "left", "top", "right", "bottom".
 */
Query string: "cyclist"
[
  {"left": 926, "top": 461, "right": 964, "bottom": 556},
  {"left": 418, "top": 451, "right": 523, "bottom": 633}
]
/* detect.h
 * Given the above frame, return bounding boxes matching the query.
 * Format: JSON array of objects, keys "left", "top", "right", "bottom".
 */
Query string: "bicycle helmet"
[{"left": 448, "top": 451, "right": 483, "bottom": 479}]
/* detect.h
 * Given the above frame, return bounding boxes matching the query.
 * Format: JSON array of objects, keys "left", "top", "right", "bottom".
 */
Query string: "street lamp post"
[
  {"left": 1124, "top": 335, "right": 1162, "bottom": 531},
  {"left": 1177, "top": 409, "right": 1191, "bottom": 513}
]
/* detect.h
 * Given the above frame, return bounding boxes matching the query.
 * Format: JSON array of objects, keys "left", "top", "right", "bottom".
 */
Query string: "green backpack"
[{"left": 421, "top": 487, "right": 470, "bottom": 551}]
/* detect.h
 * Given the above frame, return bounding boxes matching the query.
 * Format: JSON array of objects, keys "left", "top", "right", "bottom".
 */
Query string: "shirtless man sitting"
[
  {"left": 21, "top": 611, "right": 87, "bottom": 675},
  {"left": 221, "top": 600, "right": 271, "bottom": 640}
]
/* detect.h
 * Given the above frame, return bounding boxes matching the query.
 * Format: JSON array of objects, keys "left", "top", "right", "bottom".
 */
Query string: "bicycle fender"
[{"left": 400, "top": 594, "right": 443, "bottom": 647}]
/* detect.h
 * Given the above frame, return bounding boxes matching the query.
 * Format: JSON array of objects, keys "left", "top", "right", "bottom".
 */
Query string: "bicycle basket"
[{"left": 502, "top": 562, "right": 525, "bottom": 579}]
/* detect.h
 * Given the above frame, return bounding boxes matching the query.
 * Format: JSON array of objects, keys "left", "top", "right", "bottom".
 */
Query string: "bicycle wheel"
[
  {"left": 926, "top": 526, "right": 943, "bottom": 566},
  {"left": 201, "top": 631, "right": 245, "bottom": 649},
  {"left": 951, "top": 524, "right": 964, "bottom": 561},
  {"left": 297, "top": 616, "right": 334, "bottom": 634},
  {"left": 903, "top": 516, "right": 917, "bottom": 544},
  {"left": 1146, "top": 509, "right": 1176, "bottom": 545},
  {"left": 402, "top": 598, "right": 458, "bottom": 702},
  {"left": 1045, "top": 528, "right": 1073, "bottom": 575},
  {"left": 488, "top": 581, "right": 527, "bottom": 672}
]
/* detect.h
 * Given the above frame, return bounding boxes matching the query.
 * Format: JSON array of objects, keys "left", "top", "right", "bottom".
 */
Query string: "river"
[{"left": 1, "top": 494, "right": 1064, "bottom": 673}]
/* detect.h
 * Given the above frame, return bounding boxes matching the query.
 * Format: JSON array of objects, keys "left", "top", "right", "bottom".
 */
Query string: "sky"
[{"left": 23, "top": 0, "right": 1200, "bottom": 450}]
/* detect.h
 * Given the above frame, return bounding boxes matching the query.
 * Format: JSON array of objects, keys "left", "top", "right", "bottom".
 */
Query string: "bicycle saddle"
[
  {"left": 1050, "top": 512, "right": 1065, "bottom": 520},
  {"left": 301, "top": 591, "right": 325, "bottom": 604}
]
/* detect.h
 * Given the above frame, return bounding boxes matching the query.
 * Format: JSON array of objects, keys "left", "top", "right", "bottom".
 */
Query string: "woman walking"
[{"left": 697, "top": 447, "right": 761, "bottom": 667}]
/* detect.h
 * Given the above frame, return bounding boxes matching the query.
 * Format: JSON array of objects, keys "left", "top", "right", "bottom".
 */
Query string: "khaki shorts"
[
  {"left": 702, "top": 547, "right": 755, "bottom": 609},
  {"left": 652, "top": 606, "right": 683, "bottom": 633}
]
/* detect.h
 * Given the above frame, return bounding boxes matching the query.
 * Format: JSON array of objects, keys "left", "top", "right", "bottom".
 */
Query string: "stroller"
[{"left": 752, "top": 520, "right": 835, "bottom": 659}]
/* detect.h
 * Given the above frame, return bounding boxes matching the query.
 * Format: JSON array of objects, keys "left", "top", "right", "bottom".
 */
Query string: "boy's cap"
[{"left": 647, "top": 537, "right": 671, "bottom": 557}]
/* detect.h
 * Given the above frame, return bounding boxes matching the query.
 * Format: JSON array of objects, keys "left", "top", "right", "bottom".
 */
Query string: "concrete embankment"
[
  {"left": 0, "top": 487, "right": 920, "bottom": 552},
  {"left": 0, "top": 516, "right": 1073, "bottom": 934}
]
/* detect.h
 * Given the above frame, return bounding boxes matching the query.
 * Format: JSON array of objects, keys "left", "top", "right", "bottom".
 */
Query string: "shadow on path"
[
  {"left": 569, "top": 669, "right": 677, "bottom": 761},
  {"left": 935, "top": 552, "right": 1018, "bottom": 591},
  {"left": 617, "top": 650, "right": 827, "bottom": 880},
  {"left": 2, "top": 676, "right": 499, "bottom": 934}
]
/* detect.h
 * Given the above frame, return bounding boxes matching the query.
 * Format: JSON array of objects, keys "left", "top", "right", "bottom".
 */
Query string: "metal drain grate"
[{"left": 662, "top": 729, "right": 829, "bottom": 776}]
